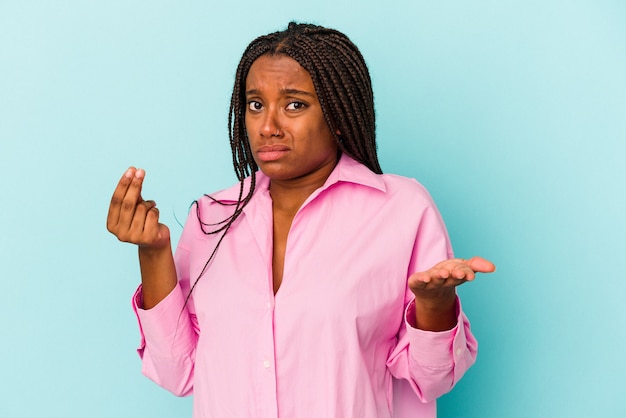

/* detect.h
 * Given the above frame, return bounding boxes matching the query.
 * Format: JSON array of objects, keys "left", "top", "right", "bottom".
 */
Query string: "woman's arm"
[
  {"left": 108, "top": 167, "right": 198, "bottom": 396},
  {"left": 107, "top": 167, "right": 177, "bottom": 308}
]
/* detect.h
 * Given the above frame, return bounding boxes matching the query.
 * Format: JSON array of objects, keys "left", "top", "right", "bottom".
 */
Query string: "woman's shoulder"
[
  {"left": 193, "top": 173, "right": 260, "bottom": 207},
  {"left": 337, "top": 154, "right": 433, "bottom": 200},
  {"left": 195, "top": 189, "right": 237, "bottom": 207},
  {"left": 189, "top": 181, "right": 247, "bottom": 222},
  {"left": 177, "top": 180, "right": 251, "bottom": 247},
  {"left": 378, "top": 172, "right": 436, "bottom": 205}
]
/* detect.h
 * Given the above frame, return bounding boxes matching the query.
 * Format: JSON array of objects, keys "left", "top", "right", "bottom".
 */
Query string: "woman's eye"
[
  {"left": 286, "top": 101, "right": 306, "bottom": 111},
  {"left": 248, "top": 101, "right": 263, "bottom": 111}
]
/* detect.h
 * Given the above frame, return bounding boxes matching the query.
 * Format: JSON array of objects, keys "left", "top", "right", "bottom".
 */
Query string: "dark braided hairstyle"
[
  {"left": 186, "top": 22, "right": 381, "bottom": 298},
  {"left": 230, "top": 22, "right": 381, "bottom": 179}
]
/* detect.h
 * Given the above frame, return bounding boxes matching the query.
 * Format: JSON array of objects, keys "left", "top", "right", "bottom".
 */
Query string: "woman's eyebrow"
[
  {"left": 281, "top": 88, "right": 316, "bottom": 97},
  {"left": 245, "top": 88, "right": 316, "bottom": 98}
]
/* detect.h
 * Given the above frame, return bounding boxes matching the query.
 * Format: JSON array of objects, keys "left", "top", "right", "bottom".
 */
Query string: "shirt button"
[
  {"left": 455, "top": 348, "right": 463, "bottom": 356},
  {"left": 263, "top": 360, "right": 270, "bottom": 368},
  {"left": 266, "top": 302, "right": 271, "bottom": 308}
]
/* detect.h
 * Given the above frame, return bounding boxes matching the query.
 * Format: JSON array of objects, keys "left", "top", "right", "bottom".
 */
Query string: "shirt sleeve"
[
  {"left": 131, "top": 212, "right": 199, "bottom": 397},
  {"left": 386, "top": 201, "right": 478, "bottom": 405}
]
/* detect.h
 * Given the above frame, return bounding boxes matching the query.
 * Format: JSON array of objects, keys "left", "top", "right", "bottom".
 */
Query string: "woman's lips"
[{"left": 256, "top": 145, "right": 289, "bottom": 162}]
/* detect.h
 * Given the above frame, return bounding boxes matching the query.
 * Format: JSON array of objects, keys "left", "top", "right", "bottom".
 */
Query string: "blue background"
[{"left": 1, "top": 1, "right": 625, "bottom": 417}]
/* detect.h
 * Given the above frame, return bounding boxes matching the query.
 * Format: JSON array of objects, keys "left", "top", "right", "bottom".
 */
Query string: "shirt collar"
[
  {"left": 211, "top": 153, "right": 385, "bottom": 203},
  {"left": 322, "top": 153, "right": 386, "bottom": 193}
]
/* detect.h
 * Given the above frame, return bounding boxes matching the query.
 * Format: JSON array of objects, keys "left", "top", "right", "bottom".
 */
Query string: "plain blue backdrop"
[{"left": 1, "top": 1, "right": 624, "bottom": 417}]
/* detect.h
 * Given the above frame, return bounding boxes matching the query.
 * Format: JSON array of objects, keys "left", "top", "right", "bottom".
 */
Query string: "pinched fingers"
[
  {"left": 135, "top": 201, "right": 166, "bottom": 244},
  {"left": 117, "top": 168, "right": 147, "bottom": 228},
  {"left": 130, "top": 199, "right": 156, "bottom": 229},
  {"left": 107, "top": 168, "right": 161, "bottom": 245},
  {"left": 107, "top": 167, "right": 142, "bottom": 229}
]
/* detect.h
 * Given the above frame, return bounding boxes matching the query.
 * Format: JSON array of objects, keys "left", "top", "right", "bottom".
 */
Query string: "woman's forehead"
[{"left": 245, "top": 55, "right": 313, "bottom": 92}]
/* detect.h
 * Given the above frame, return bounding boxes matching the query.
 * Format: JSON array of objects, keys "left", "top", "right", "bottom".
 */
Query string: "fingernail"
[
  {"left": 124, "top": 168, "right": 133, "bottom": 178},
  {"left": 135, "top": 168, "right": 144, "bottom": 178}
]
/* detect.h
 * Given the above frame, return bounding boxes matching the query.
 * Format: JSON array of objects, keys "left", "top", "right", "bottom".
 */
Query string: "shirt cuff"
[
  {"left": 404, "top": 297, "right": 470, "bottom": 369},
  {"left": 132, "top": 284, "right": 195, "bottom": 358}
]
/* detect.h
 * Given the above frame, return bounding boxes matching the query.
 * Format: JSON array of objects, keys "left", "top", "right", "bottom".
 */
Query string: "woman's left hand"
[
  {"left": 408, "top": 257, "right": 496, "bottom": 298},
  {"left": 407, "top": 257, "right": 496, "bottom": 331}
]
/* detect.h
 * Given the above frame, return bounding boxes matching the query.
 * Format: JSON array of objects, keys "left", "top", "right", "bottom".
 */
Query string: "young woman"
[{"left": 107, "top": 22, "right": 495, "bottom": 418}]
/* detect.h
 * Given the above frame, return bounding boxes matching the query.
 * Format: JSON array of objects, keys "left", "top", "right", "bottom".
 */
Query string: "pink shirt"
[{"left": 133, "top": 154, "right": 477, "bottom": 418}]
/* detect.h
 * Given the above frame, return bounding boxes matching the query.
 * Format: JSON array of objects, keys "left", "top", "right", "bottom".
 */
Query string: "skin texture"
[{"left": 106, "top": 54, "right": 496, "bottom": 329}]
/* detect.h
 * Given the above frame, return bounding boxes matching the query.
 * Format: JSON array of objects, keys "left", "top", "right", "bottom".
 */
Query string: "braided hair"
[{"left": 187, "top": 22, "right": 381, "bottom": 297}]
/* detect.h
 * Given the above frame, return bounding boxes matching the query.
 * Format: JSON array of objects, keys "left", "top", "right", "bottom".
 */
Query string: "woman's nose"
[{"left": 259, "top": 109, "right": 283, "bottom": 138}]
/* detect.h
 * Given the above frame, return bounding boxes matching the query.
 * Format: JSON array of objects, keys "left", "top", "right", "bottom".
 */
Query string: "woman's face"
[{"left": 245, "top": 54, "right": 338, "bottom": 184}]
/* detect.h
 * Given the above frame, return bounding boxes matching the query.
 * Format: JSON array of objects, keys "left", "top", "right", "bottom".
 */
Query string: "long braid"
[{"left": 185, "top": 22, "right": 381, "bottom": 302}]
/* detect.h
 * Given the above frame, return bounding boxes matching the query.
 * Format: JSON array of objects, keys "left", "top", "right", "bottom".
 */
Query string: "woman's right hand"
[{"left": 106, "top": 167, "right": 170, "bottom": 249}]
